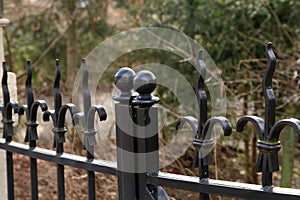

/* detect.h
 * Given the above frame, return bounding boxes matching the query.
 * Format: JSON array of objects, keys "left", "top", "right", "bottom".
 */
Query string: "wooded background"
[{"left": 3, "top": 0, "right": 300, "bottom": 197}]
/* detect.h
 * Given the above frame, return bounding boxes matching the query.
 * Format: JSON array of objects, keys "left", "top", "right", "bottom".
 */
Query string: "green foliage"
[
  {"left": 4, "top": 0, "right": 113, "bottom": 90},
  {"left": 117, "top": 0, "right": 300, "bottom": 188},
  {"left": 3, "top": 0, "right": 300, "bottom": 190}
]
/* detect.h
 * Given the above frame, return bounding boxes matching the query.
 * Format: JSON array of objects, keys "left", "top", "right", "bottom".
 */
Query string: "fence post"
[
  {"left": 131, "top": 70, "right": 161, "bottom": 199},
  {"left": 114, "top": 68, "right": 168, "bottom": 199},
  {"left": 113, "top": 67, "right": 137, "bottom": 200}
]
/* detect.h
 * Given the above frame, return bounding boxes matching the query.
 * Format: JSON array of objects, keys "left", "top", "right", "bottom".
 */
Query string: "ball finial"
[
  {"left": 134, "top": 70, "right": 156, "bottom": 97},
  {"left": 132, "top": 70, "right": 159, "bottom": 106},
  {"left": 114, "top": 67, "right": 135, "bottom": 93}
]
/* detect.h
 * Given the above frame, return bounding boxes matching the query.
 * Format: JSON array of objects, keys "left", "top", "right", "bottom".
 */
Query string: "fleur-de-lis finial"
[
  {"left": 43, "top": 60, "right": 78, "bottom": 151},
  {"left": 18, "top": 60, "right": 48, "bottom": 147},
  {"left": 176, "top": 50, "right": 232, "bottom": 200},
  {"left": 0, "top": 61, "right": 18, "bottom": 141},
  {"left": 42, "top": 59, "right": 78, "bottom": 200},
  {"left": 42, "top": 60, "right": 63, "bottom": 147},
  {"left": 72, "top": 59, "right": 106, "bottom": 200},
  {"left": 73, "top": 59, "right": 107, "bottom": 158},
  {"left": 176, "top": 49, "right": 232, "bottom": 167},
  {"left": 236, "top": 42, "right": 300, "bottom": 190}
]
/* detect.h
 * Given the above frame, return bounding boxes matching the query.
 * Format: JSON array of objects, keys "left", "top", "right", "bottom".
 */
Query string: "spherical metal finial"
[
  {"left": 132, "top": 70, "right": 159, "bottom": 105},
  {"left": 134, "top": 70, "right": 156, "bottom": 97},
  {"left": 114, "top": 67, "right": 135, "bottom": 101},
  {"left": 114, "top": 67, "right": 135, "bottom": 92}
]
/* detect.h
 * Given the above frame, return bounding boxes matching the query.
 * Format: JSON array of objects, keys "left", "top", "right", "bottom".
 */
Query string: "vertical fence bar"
[
  {"left": 73, "top": 59, "right": 107, "bottom": 200},
  {"left": 81, "top": 59, "right": 95, "bottom": 200},
  {"left": 43, "top": 60, "right": 78, "bottom": 200},
  {"left": 237, "top": 42, "right": 300, "bottom": 190},
  {"left": 20, "top": 60, "right": 38, "bottom": 200},
  {"left": 52, "top": 60, "right": 65, "bottom": 200},
  {"left": 55, "top": 103, "right": 77, "bottom": 200},
  {"left": 194, "top": 50, "right": 209, "bottom": 200},
  {"left": 2, "top": 61, "right": 13, "bottom": 199},
  {"left": 42, "top": 60, "right": 65, "bottom": 200},
  {"left": 18, "top": 60, "right": 48, "bottom": 200},
  {"left": 84, "top": 102, "right": 106, "bottom": 200},
  {"left": 6, "top": 149, "right": 13, "bottom": 200},
  {"left": 176, "top": 50, "right": 232, "bottom": 199},
  {"left": 19, "top": 60, "right": 37, "bottom": 200},
  {"left": 57, "top": 143, "right": 65, "bottom": 200},
  {"left": 1, "top": 61, "right": 18, "bottom": 200},
  {"left": 114, "top": 67, "right": 137, "bottom": 200}
]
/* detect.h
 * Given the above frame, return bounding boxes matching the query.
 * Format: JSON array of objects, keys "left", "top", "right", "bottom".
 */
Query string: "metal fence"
[{"left": 1, "top": 42, "right": 300, "bottom": 200}]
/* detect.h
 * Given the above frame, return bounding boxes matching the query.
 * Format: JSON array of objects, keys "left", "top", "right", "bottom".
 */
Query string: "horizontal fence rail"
[
  {"left": 0, "top": 42, "right": 300, "bottom": 199},
  {"left": 1, "top": 140, "right": 300, "bottom": 200},
  {"left": 0, "top": 140, "right": 117, "bottom": 175}
]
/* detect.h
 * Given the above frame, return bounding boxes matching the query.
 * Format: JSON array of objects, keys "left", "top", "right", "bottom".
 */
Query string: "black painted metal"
[
  {"left": 1, "top": 43, "right": 300, "bottom": 200},
  {"left": 73, "top": 59, "right": 107, "bottom": 200},
  {"left": 131, "top": 70, "right": 168, "bottom": 200},
  {"left": 1, "top": 61, "right": 18, "bottom": 200},
  {"left": 2, "top": 137, "right": 300, "bottom": 199},
  {"left": 114, "top": 67, "right": 137, "bottom": 200},
  {"left": 236, "top": 42, "right": 300, "bottom": 190},
  {"left": 43, "top": 60, "right": 78, "bottom": 200},
  {"left": 18, "top": 60, "right": 48, "bottom": 200},
  {"left": 147, "top": 172, "right": 300, "bottom": 200},
  {"left": 114, "top": 68, "right": 169, "bottom": 200},
  {"left": 0, "top": 139, "right": 117, "bottom": 174},
  {"left": 176, "top": 49, "right": 232, "bottom": 199}
]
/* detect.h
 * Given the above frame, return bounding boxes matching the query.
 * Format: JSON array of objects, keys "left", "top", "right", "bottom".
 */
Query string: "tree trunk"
[
  {"left": 280, "top": 128, "right": 295, "bottom": 188},
  {"left": 63, "top": 0, "right": 77, "bottom": 94}
]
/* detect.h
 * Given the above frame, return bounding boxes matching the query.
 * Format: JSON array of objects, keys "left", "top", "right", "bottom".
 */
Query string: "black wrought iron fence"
[{"left": 0, "top": 42, "right": 300, "bottom": 200}]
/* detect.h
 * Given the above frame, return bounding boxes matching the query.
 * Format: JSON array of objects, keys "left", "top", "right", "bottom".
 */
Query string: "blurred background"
[{"left": 2, "top": 0, "right": 300, "bottom": 199}]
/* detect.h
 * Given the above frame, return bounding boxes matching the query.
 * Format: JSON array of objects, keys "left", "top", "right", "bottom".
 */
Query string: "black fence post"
[
  {"left": 176, "top": 49, "right": 232, "bottom": 200},
  {"left": 131, "top": 70, "right": 161, "bottom": 199},
  {"left": 0, "top": 61, "right": 18, "bottom": 200},
  {"left": 114, "top": 67, "right": 169, "bottom": 200},
  {"left": 114, "top": 67, "right": 137, "bottom": 200},
  {"left": 237, "top": 42, "right": 300, "bottom": 190}
]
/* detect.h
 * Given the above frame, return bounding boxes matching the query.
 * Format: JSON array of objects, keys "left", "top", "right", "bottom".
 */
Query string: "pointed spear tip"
[
  {"left": 81, "top": 58, "right": 87, "bottom": 70},
  {"left": 2, "top": 61, "right": 6, "bottom": 70},
  {"left": 55, "top": 59, "right": 61, "bottom": 75},
  {"left": 266, "top": 42, "right": 273, "bottom": 49},
  {"left": 197, "top": 49, "right": 203, "bottom": 60}
]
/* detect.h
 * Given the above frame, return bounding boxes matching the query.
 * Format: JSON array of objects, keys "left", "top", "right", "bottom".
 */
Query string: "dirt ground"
[{"left": 13, "top": 143, "right": 118, "bottom": 200}]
